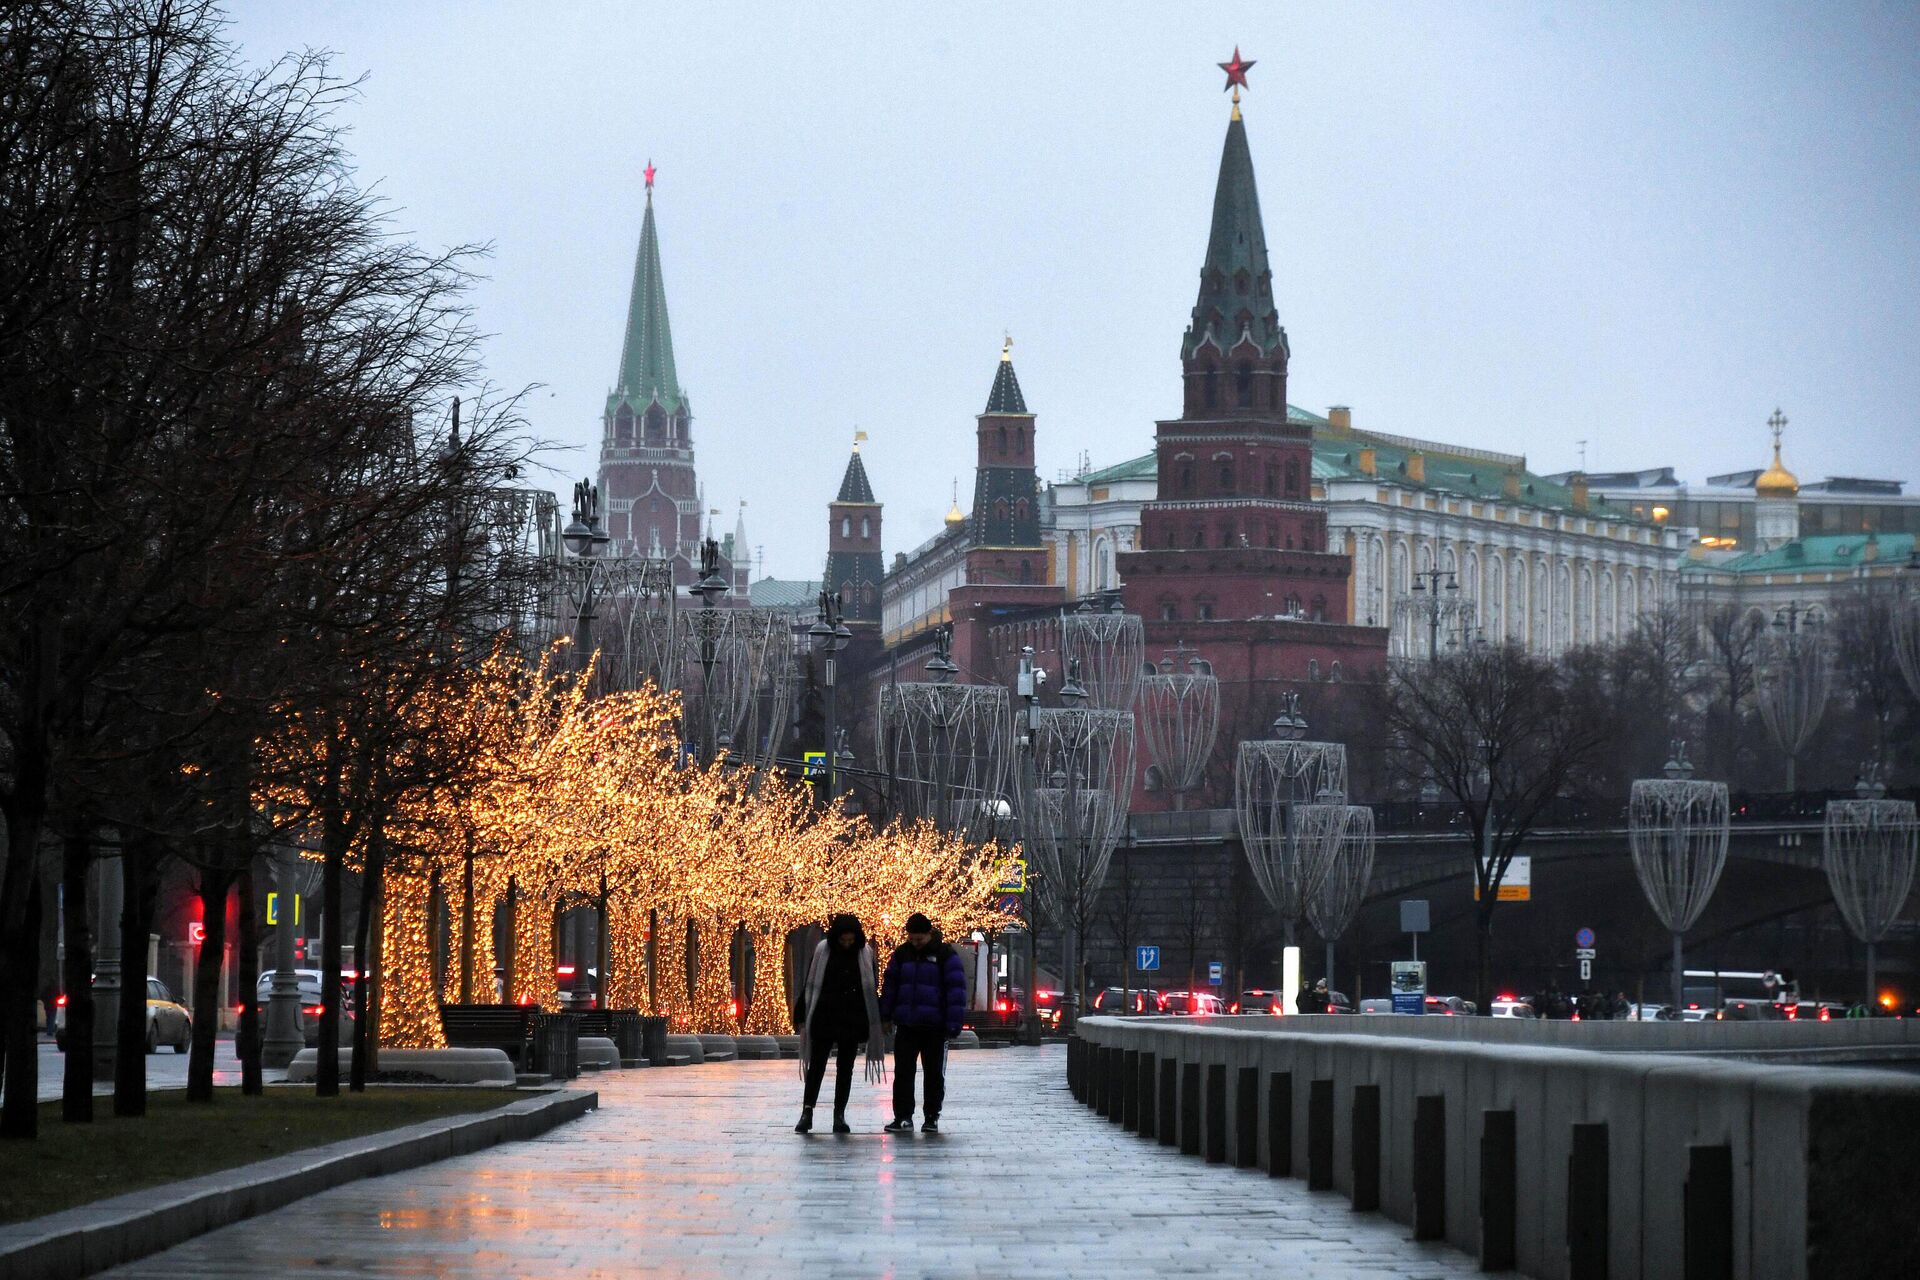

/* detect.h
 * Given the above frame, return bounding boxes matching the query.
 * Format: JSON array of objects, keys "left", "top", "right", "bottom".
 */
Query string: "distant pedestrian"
[
  {"left": 879, "top": 912, "right": 967, "bottom": 1133},
  {"left": 793, "top": 913, "right": 886, "bottom": 1135}
]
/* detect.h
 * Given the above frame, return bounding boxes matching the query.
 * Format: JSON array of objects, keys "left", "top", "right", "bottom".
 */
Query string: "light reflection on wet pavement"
[{"left": 103, "top": 1045, "right": 1480, "bottom": 1279}]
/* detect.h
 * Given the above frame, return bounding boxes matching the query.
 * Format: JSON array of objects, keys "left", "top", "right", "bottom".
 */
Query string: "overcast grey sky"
[{"left": 226, "top": 2, "right": 1920, "bottom": 581}]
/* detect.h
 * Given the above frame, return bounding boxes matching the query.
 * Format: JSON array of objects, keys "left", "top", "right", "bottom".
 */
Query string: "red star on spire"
[
  {"left": 644, "top": 159, "right": 656, "bottom": 190},
  {"left": 1218, "top": 46, "right": 1255, "bottom": 92}
]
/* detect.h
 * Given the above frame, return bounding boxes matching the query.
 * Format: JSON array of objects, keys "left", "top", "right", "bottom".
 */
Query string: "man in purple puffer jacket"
[{"left": 878, "top": 912, "right": 967, "bottom": 1133}]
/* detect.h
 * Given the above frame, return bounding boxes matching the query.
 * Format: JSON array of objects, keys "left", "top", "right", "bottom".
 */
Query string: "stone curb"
[{"left": 0, "top": 1087, "right": 597, "bottom": 1280}]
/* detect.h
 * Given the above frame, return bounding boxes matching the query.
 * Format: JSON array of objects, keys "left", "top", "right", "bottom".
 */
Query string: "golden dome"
[
  {"left": 1755, "top": 409, "right": 1798, "bottom": 497},
  {"left": 944, "top": 477, "right": 966, "bottom": 526}
]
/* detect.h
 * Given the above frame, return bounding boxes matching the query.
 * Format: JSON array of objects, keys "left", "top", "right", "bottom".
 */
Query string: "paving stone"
[{"left": 102, "top": 1045, "right": 1480, "bottom": 1278}]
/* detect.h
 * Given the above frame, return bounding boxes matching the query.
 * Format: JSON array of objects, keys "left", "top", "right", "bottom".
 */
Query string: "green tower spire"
[
  {"left": 1183, "top": 112, "right": 1285, "bottom": 361},
  {"left": 608, "top": 184, "right": 683, "bottom": 417}
]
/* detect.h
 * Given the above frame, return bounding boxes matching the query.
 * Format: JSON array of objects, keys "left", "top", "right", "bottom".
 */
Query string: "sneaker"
[
  {"left": 921, "top": 1118, "right": 939, "bottom": 1133},
  {"left": 883, "top": 1117, "right": 913, "bottom": 1132},
  {"left": 794, "top": 1108, "right": 814, "bottom": 1134}
]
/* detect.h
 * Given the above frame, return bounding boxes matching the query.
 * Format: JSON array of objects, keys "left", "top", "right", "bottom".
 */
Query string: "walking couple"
[{"left": 792, "top": 911, "right": 966, "bottom": 1135}]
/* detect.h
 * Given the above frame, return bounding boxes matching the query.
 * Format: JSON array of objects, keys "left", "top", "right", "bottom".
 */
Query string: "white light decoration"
[
  {"left": 1236, "top": 709, "right": 1349, "bottom": 946},
  {"left": 1823, "top": 788, "right": 1918, "bottom": 1003},
  {"left": 1628, "top": 743, "right": 1730, "bottom": 1011},
  {"left": 1306, "top": 805, "right": 1378, "bottom": 988},
  {"left": 1136, "top": 649, "right": 1220, "bottom": 811}
]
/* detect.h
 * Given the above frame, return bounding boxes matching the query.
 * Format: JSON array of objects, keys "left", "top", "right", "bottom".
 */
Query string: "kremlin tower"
[{"left": 596, "top": 164, "right": 747, "bottom": 593}]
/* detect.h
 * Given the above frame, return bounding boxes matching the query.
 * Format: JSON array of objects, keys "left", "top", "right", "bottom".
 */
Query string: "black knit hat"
[{"left": 904, "top": 912, "right": 933, "bottom": 934}]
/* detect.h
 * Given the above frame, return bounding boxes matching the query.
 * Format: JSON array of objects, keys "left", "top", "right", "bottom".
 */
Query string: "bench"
[{"left": 439, "top": 1004, "right": 540, "bottom": 1066}]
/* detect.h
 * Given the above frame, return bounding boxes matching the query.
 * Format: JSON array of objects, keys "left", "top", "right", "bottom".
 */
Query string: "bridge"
[{"left": 1097, "top": 791, "right": 1915, "bottom": 1001}]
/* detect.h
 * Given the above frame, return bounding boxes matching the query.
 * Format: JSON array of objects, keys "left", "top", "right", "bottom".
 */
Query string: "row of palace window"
[
  {"left": 1173, "top": 457, "right": 1304, "bottom": 499},
  {"left": 991, "top": 497, "right": 1032, "bottom": 524},
  {"left": 990, "top": 423, "right": 1029, "bottom": 459},
  {"left": 839, "top": 514, "right": 874, "bottom": 539},
  {"left": 1156, "top": 593, "right": 1327, "bottom": 623},
  {"left": 1159, "top": 520, "right": 1314, "bottom": 551},
  {"left": 838, "top": 580, "right": 877, "bottom": 607}
]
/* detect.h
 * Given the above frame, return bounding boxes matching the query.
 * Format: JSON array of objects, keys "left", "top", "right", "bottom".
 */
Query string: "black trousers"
[
  {"left": 803, "top": 1032, "right": 861, "bottom": 1114},
  {"left": 891, "top": 1025, "right": 948, "bottom": 1121}
]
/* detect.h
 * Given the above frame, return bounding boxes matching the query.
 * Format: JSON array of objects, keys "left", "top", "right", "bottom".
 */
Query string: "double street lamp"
[
  {"left": 808, "top": 591, "right": 853, "bottom": 802},
  {"left": 561, "top": 479, "right": 610, "bottom": 1006},
  {"left": 1408, "top": 564, "right": 1460, "bottom": 661}
]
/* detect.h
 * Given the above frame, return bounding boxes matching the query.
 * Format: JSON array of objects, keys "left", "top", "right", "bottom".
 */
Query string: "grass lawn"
[{"left": 0, "top": 1086, "right": 515, "bottom": 1225}]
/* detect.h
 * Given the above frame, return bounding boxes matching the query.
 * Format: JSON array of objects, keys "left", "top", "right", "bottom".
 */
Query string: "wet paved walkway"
[{"left": 105, "top": 1045, "right": 1480, "bottom": 1279}]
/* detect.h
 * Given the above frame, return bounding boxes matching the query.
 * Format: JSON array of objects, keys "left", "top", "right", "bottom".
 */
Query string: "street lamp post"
[
  {"left": 561, "top": 479, "right": 611, "bottom": 1006},
  {"left": 808, "top": 591, "right": 853, "bottom": 803},
  {"left": 1409, "top": 564, "right": 1460, "bottom": 661},
  {"left": 261, "top": 842, "right": 306, "bottom": 1067}
]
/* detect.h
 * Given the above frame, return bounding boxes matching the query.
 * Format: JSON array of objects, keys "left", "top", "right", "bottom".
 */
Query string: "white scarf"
[{"left": 797, "top": 939, "right": 887, "bottom": 1084}]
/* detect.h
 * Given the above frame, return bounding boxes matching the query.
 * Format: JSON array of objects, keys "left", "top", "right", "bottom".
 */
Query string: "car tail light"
[
  {"left": 995, "top": 999, "right": 1009, "bottom": 1013},
  {"left": 55, "top": 994, "right": 67, "bottom": 1008},
  {"left": 557, "top": 965, "right": 576, "bottom": 977},
  {"left": 303, "top": 1004, "right": 324, "bottom": 1016},
  {"left": 729, "top": 999, "right": 740, "bottom": 1019},
  {"left": 1269, "top": 1003, "right": 1284, "bottom": 1016},
  {"left": 1228, "top": 1002, "right": 1240, "bottom": 1014},
  {"left": 1818, "top": 1007, "right": 1831, "bottom": 1021},
  {"left": 1571, "top": 1013, "right": 1580, "bottom": 1022}
]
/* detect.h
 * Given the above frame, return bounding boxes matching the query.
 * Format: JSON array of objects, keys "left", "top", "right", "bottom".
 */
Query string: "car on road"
[
  {"left": 1159, "top": 990, "right": 1227, "bottom": 1016},
  {"left": 1490, "top": 998, "right": 1538, "bottom": 1019},
  {"left": 1235, "top": 988, "right": 1285, "bottom": 1015},
  {"left": 254, "top": 968, "right": 360, "bottom": 1045},
  {"left": 1424, "top": 995, "right": 1475, "bottom": 1016},
  {"left": 56, "top": 977, "right": 192, "bottom": 1053},
  {"left": 1090, "top": 986, "right": 1159, "bottom": 1015},
  {"left": 1715, "top": 998, "right": 1788, "bottom": 1021},
  {"left": 1359, "top": 998, "right": 1394, "bottom": 1014}
]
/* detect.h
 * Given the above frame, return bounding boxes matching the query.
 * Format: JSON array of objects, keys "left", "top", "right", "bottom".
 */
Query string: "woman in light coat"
[{"left": 792, "top": 913, "right": 886, "bottom": 1133}]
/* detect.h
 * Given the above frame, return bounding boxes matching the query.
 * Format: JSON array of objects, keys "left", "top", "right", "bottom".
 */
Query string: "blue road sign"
[
  {"left": 1207, "top": 961, "right": 1223, "bottom": 987},
  {"left": 1135, "top": 945, "right": 1160, "bottom": 972},
  {"left": 1575, "top": 926, "right": 1596, "bottom": 949}
]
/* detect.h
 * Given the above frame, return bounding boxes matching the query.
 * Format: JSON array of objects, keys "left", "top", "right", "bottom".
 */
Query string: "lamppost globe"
[{"left": 562, "top": 518, "right": 595, "bottom": 558}]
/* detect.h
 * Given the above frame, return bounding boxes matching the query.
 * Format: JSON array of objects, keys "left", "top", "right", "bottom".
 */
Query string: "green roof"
[
  {"left": 1685, "top": 532, "right": 1915, "bottom": 576},
  {"left": 607, "top": 196, "right": 683, "bottom": 417},
  {"left": 1311, "top": 431, "right": 1648, "bottom": 523},
  {"left": 1079, "top": 453, "right": 1156, "bottom": 484}
]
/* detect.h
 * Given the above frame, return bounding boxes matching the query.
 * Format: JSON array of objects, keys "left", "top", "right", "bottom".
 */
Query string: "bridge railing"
[{"left": 1073, "top": 1014, "right": 1920, "bottom": 1279}]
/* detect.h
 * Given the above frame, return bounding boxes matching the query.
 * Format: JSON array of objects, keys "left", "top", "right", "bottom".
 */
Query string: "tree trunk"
[
  {"left": 61, "top": 832, "right": 95, "bottom": 1123},
  {"left": 0, "top": 872, "right": 44, "bottom": 1138},
  {"left": 1474, "top": 899, "right": 1496, "bottom": 1017},
  {"left": 114, "top": 839, "right": 158, "bottom": 1117},
  {"left": 316, "top": 796, "right": 347, "bottom": 1098},
  {"left": 349, "top": 846, "right": 384, "bottom": 1091},
  {"left": 0, "top": 723, "right": 51, "bottom": 1140},
  {"left": 188, "top": 867, "right": 234, "bottom": 1102},
  {"left": 236, "top": 858, "right": 262, "bottom": 1095}
]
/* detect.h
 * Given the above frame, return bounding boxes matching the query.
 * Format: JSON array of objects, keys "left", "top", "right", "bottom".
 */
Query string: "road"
[{"left": 101, "top": 1044, "right": 1479, "bottom": 1279}]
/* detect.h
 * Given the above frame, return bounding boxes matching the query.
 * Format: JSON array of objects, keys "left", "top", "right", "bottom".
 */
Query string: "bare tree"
[
  {"left": 1372, "top": 644, "right": 1611, "bottom": 1013},
  {"left": 1701, "top": 604, "right": 1764, "bottom": 788}
]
